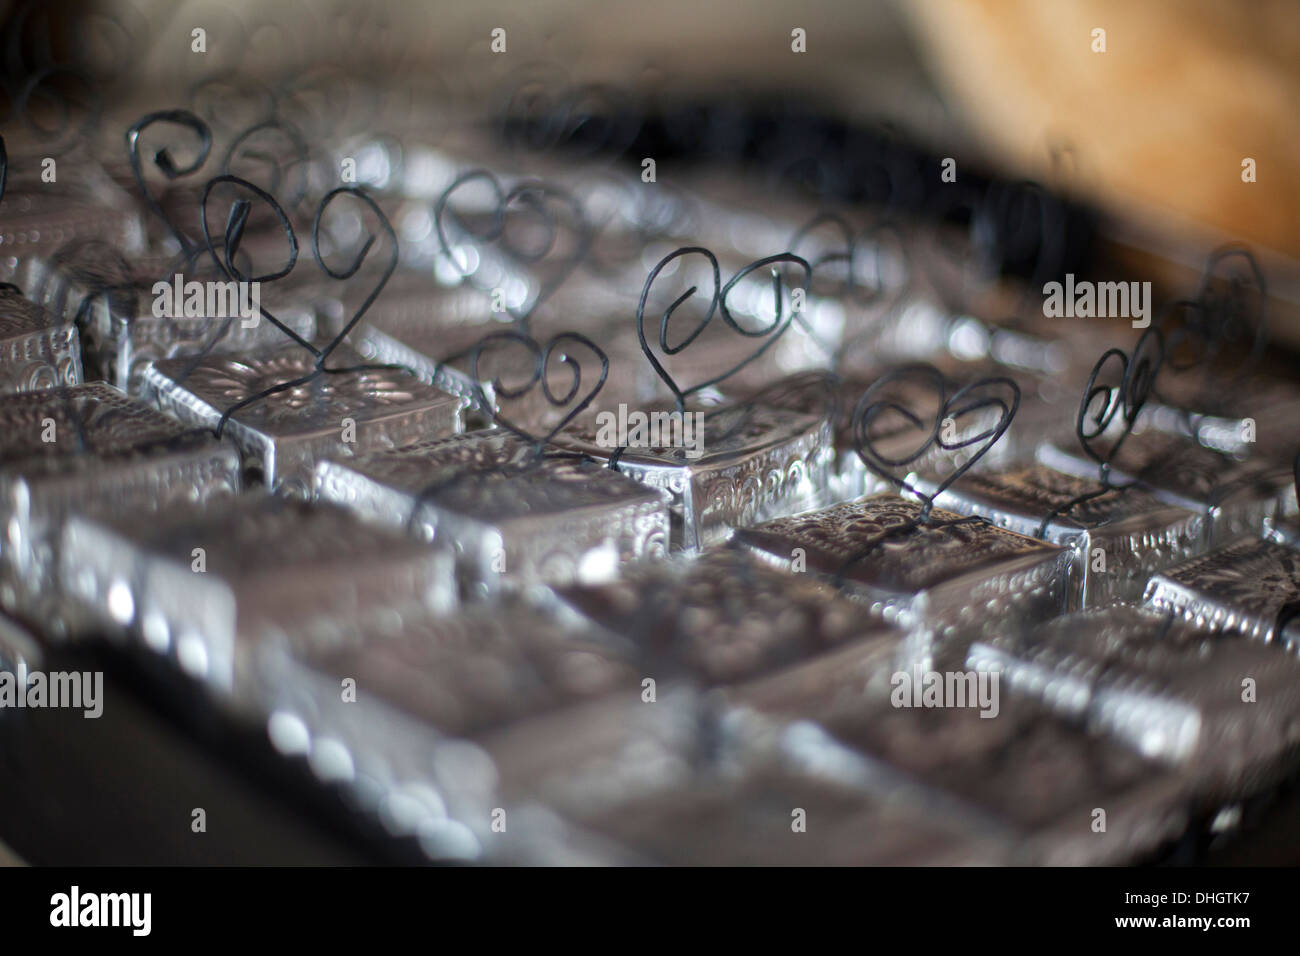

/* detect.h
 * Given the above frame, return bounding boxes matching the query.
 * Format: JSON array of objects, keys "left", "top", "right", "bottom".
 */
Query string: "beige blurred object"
[
  {"left": 902, "top": 0, "right": 1300, "bottom": 258},
  {"left": 0, "top": 836, "right": 24, "bottom": 866}
]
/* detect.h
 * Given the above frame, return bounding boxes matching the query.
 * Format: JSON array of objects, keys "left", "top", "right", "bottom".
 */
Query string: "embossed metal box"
[
  {"left": 734, "top": 493, "right": 1073, "bottom": 668},
  {"left": 1143, "top": 537, "right": 1300, "bottom": 650},
  {"left": 60, "top": 494, "right": 456, "bottom": 693},
  {"left": 0, "top": 383, "right": 240, "bottom": 633},
  {"left": 918, "top": 464, "right": 1205, "bottom": 608},
  {"left": 107, "top": 304, "right": 320, "bottom": 396},
  {"left": 538, "top": 749, "right": 1008, "bottom": 865},
  {"left": 968, "top": 605, "right": 1300, "bottom": 802},
  {"left": 0, "top": 290, "right": 82, "bottom": 394},
  {"left": 555, "top": 547, "right": 901, "bottom": 686},
  {"left": 330, "top": 280, "right": 503, "bottom": 408},
  {"left": 140, "top": 343, "right": 465, "bottom": 496},
  {"left": 315, "top": 429, "right": 669, "bottom": 595},
  {"left": 1039, "top": 434, "right": 1295, "bottom": 548},
  {"left": 553, "top": 402, "right": 832, "bottom": 551},
  {"left": 0, "top": 192, "right": 145, "bottom": 280},
  {"left": 729, "top": 662, "right": 1189, "bottom": 865},
  {"left": 255, "top": 596, "right": 640, "bottom": 861},
  {"left": 262, "top": 597, "right": 636, "bottom": 742}
]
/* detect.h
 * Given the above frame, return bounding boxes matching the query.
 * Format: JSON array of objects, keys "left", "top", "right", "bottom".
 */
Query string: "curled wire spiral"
[
  {"left": 851, "top": 364, "right": 1020, "bottom": 522},
  {"left": 635, "top": 246, "right": 813, "bottom": 413},
  {"left": 830, "top": 365, "right": 1019, "bottom": 582},
  {"left": 433, "top": 168, "right": 592, "bottom": 329},
  {"left": 468, "top": 329, "right": 609, "bottom": 453},
  {"left": 1033, "top": 327, "right": 1166, "bottom": 536},
  {"left": 1156, "top": 245, "right": 1269, "bottom": 436},
  {"left": 126, "top": 109, "right": 214, "bottom": 253}
]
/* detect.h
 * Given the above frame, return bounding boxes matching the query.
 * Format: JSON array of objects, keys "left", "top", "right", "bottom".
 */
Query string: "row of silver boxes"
[
  {"left": 3, "top": 156, "right": 1299, "bottom": 864},
  {"left": 6, "top": 496, "right": 1300, "bottom": 864},
  {"left": 2, "top": 360, "right": 1300, "bottom": 864}
]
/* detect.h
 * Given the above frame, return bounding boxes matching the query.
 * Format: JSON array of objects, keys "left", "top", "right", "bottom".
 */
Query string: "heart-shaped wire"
[
  {"left": 635, "top": 246, "right": 813, "bottom": 412},
  {"left": 850, "top": 363, "right": 1020, "bottom": 522},
  {"left": 221, "top": 116, "right": 311, "bottom": 213},
  {"left": 1027, "top": 328, "right": 1166, "bottom": 536},
  {"left": 311, "top": 185, "right": 399, "bottom": 363},
  {"left": 468, "top": 330, "right": 609, "bottom": 452},
  {"left": 126, "top": 109, "right": 213, "bottom": 253},
  {"left": 195, "top": 173, "right": 306, "bottom": 353},
  {"left": 1076, "top": 326, "right": 1164, "bottom": 475},
  {"left": 434, "top": 168, "right": 591, "bottom": 329},
  {"left": 1191, "top": 244, "right": 1268, "bottom": 385}
]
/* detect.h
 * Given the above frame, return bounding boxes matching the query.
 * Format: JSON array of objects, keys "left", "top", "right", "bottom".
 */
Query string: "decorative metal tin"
[
  {"left": 555, "top": 546, "right": 900, "bottom": 686},
  {"left": 60, "top": 494, "right": 456, "bottom": 694},
  {"left": 968, "top": 605, "right": 1300, "bottom": 802},
  {"left": 919, "top": 464, "right": 1205, "bottom": 608},
  {"left": 735, "top": 493, "right": 1072, "bottom": 669},
  {"left": 1143, "top": 537, "right": 1300, "bottom": 651},
  {"left": 0, "top": 289, "right": 82, "bottom": 395},
  {"left": 140, "top": 343, "right": 465, "bottom": 496},
  {"left": 315, "top": 429, "right": 670, "bottom": 595},
  {"left": 18, "top": 244, "right": 320, "bottom": 392},
  {"left": 554, "top": 402, "right": 832, "bottom": 551},
  {"left": 732, "top": 656, "right": 1187, "bottom": 864},
  {"left": 0, "top": 192, "right": 145, "bottom": 276},
  {"left": 1039, "top": 433, "right": 1295, "bottom": 548},
  {"left": 0, "top": 383, "right": 239, "bottom": 634}
]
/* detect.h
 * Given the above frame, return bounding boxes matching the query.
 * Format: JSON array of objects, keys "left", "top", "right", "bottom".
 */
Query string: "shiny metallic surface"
[
  {"left": 921, "top": 464, "right": 1206, "bottom": 608},
  {"left": 968, "top": 605, "right": 1300, "bottom": 802},
  {"left": 736, "top": 493, "right": 1074, "bottom": 668},
  {"left": 0, "top": 289, "right": 83, "bottom": 395},
  {"left": 316, "top": 429, "right": 669, "bottom": 594},
  {"left": 141, "top": 344, "right": 466, "bottom": 495},
  {"left": 555, "top": 403, "right": 833, "bottom": 550},
  {"left": 60, "top": 494, "right": 456, "bottom": 692},
  {"left": 0, "top": 383, "right": 239, "bottom": 635}
]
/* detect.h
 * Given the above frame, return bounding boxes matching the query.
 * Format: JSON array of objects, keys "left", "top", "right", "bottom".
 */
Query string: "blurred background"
[{"left": 5, "top": 0, "right": 1296, "bottom": 338}]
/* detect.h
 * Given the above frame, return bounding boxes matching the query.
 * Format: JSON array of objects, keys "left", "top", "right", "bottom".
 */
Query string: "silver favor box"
[
  {"left": 554, "top": 401, "right": 832, "bottom": 551},
  {"left": 919, "top": 464, "right": 1205, "bottom": 608},
  {"left": 1143, "top": 537, "right": 1300, "bottom": 650},
  {"left": 0, "top": 289, "right": 83, "bottom": 394},
  {"left": 141, "top": 343, "right": 466, "bottom": 496},
  {"left": 554, "top": 546, "right": 901, "bottom": 687},
  {"left": 0, "top": 383, "right": 239, "bottom": 635},
  {"left": 967, "top": 605, "right": 1300, "bottom": 803},
  {"left": 59, "top": 494, "right": 456, "bottom": 695},
  {"left": 735, "top": 493, "right": 1073, "bottom": 669},
  {"left": 1039, "top": 432, "right": 1296, "bottom": 548},
  {"left": 728, "top": 658, "right": 1189, "bottom": 865},
  {"left": 315, "top": 429, "right": 669, "bottom": 595}
]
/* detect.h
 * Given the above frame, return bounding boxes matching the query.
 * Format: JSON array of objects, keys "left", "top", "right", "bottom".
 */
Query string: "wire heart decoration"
[
  {"left": 434, "top": 168, "right": 592, "bottom": 330},
  {"left": 635, "top": 245, "right": 813, "bottom": 413},
  {"left": 468, "top": 329, "right": 609, "bottom": 453}
]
